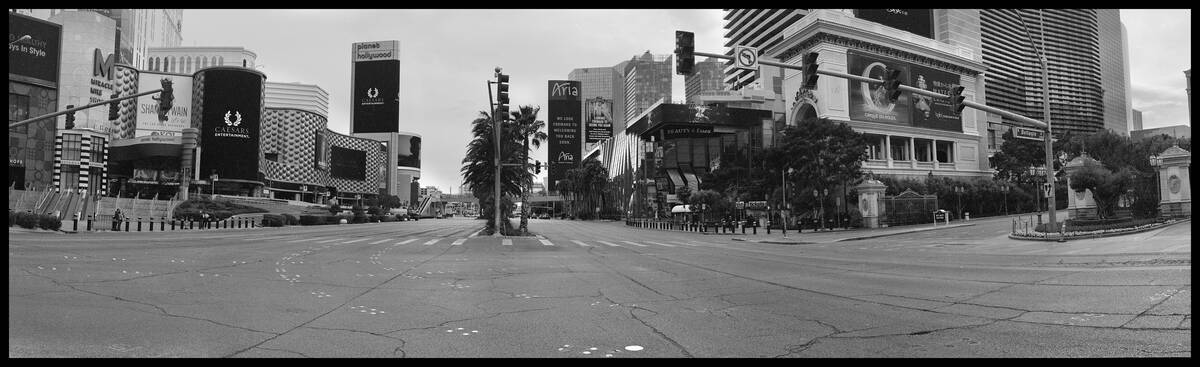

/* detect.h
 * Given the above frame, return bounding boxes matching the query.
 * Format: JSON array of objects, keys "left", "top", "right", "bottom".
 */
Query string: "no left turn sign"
[{"left": 735, "top": 46, "right": 759, "bottom": 71}]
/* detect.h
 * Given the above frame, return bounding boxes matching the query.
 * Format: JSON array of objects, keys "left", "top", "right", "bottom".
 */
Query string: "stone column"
[
  {"left": 1154, "top": 145, "right": 1192, "bottom": 218},
  {"left": 178, "top": 128, "right": 199, "bottom": 200},
  {"left": 856, "top": 178, "right": 887, "bottom": 228},
  {"left": 1062, "top": 153, "right": 1102, "bottom": 220}
]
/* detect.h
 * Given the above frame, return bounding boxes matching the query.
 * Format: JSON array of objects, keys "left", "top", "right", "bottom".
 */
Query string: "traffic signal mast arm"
[
  {"left": 9, "top": 88, "right": 164, "bottom": 129},
  {"left": 692, "top": 51, "right": 1049, "bottom": 131}
]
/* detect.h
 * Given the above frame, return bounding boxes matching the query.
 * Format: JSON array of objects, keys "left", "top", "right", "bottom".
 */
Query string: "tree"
[
  {"left": 563, "top": 158, "right": 609, "bottom": 219},
  {"left": 688, "top": 189, "right": 727, "bottom": 222},
  {"left": 1069, "top": 164, "right": 1135, "bottom": 219},
  {"left": 460, "top": 109, "right": 532, "bottom": 233},
  {"left": 765, "top": 118, "right": 870, "bottom": 214},
  {"left": 377, "top": 195, "right": 403, "bottom": 210},
  {"left": 990, "top": 129, "right": 1049, "bottom": 183},
  {"left": 509, "top": 105, "right": 546, "bottom": 233}
]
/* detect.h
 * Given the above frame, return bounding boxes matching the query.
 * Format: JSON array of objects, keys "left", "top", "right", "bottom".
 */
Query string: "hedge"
[
  {"left": 261, "top": 214, "right": 285, "bottom": 227},
  {"left": 282, "top": 214, "right": 299, "bottom": 225},
  {"left": 1035, "top": 217, "right": 1161, "bottom": 234},
  {"left": 9, "top": 210, "right": 16, "bottom": 227},
  {"left": 300, "top": 215, "right": 327, "bottom": 225},
  {"left": 15, "top": 212, "right": 39, "bottom": 229},
  {"left": 38, "top": 214, "right": 62, "bottom": 231}
]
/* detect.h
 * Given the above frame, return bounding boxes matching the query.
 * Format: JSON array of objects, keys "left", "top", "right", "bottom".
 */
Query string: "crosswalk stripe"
[
  {"left": 342, "top": 238, "right": 371, "bottom": 244},
  {"left": 502, "top": 239, "right": 513, "bottom": 246},
  {"left": 571, "top": 240, "right": 591, "bottom": 247},
  {"left": 539, "top": 239, "right": 555, "bottom": 246},
  {"left": 645, "top": 241, "right": 676, "bottom": 247},
  {"left": 621, "top": 241, "right": 648, "bottom": 247},
  {"left": 451, "top": 238, "right": 467, "bottom": 246},
  {"left": 247, "top": 235, "right": 290, "bottom": 241},
  {"left": 670, "top": 241, "right": 699, "bottom": 246},
  {"left": 598, "top": 241, "right": 620, "bottom": 247},
  {"left": 289, "top": 237, "right": 323, "bottom": 243},
  {"left": 396, "top": 239, "right": 417, "bottom": 245},
  {"left": 318, "top": 238, "right": 344, "bottom": 243},
  {"left": 369, "top": 239, "right": 390, "bottom": 245},
  {"left": 424, "top": 238, "right": 441, "bottom": 245}
]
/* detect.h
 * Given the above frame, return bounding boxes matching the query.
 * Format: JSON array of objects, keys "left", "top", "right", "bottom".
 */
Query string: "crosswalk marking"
[
  {"left": 502, "top": 239, "right": 513, "bottom": 246},
  {"left": 670, "top": 241, "right": 700, "bottom": 246},
  {"left": 598, "top": 241, "right": 620, "bottom": 247},
  {"left": 571, "top": 240, "right": 591, "bottom": 247},
  {"left": 539, "top": 239, "right": 555, "bottom": 246},
  {"left": 451, "top": 238, "right": 467, "bottom": 246},
  {"left": 396, "top": 239, "right": 417, "bottom": 245},
  {"left": 318, "top": 238, "right": 344, "bottom": 243},
  {"left": 369, "top": 239, "right": 390, "bottom": 245},
  {"left": 423, "top": 238, "right": 441, "bottom": 245},
  {"left": 645, "top": 241, "right": 676, "bottom": 247},
  {"left": 342, "top": 238, "right": 371, "bottom": 244},
  {"left": 289, "top": 237, "right": 323, "bottom": 243},
  {"left": 621, "top": 241, "right": 648, "bottom": 247},
  {"left": 248, "top": 235, "right": 290, "bottom": 241}
]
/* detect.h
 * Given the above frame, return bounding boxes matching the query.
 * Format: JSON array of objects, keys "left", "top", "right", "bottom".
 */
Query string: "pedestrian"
[
  {"left": 112, "top": 208, "right": 123, "bottom": 231},
  {"left": 201, "top": 211, "right": 210, "bottom": 229}
]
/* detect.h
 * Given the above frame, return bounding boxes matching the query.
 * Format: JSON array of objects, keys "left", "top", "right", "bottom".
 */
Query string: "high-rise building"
[
  {"left": 146, "top": 46, "right": 258, "bottom": 74},
  {"left": 1131, "top": 109, "right": 1143, "bottom": 132},
  {"left": 1098, "top": 9, "right": 1129, "bottom": 135},
  {"left": 685, "top": 58, "right": 726, "bottom": 104},
  {"left": 623, "top": 51, "right": 673, "bottom": 122},
  {"left": 568, "top": 66, "right": 625, "bottom": 150},
  {"left": 980, "top": 9, "right": 1107, "bottom": 138},
  {"left": 265, "top": 81, "right": 330, "bottom": 120},
  {"left": 721, "top": 9, "right": 811, "bottom": 90}
]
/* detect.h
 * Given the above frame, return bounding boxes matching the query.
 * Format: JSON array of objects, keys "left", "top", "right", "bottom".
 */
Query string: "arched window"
[
  {"left": 152, "top": 57, "right": 158, "bottom": 71},
  {"left": 218, "top": 56, "right": 224, "bottom": 66},
  {"left": 202, "top": 56, "right": 209, "bottom": 68},
  {"left": 185, "top": 56, "right": 192, "bottom": 73},
  {"left": 164, "top": 57, "right": 171, "bottom": 73},
  {"left": 242, "top": 59, "right": 247, "bottom": 67}
]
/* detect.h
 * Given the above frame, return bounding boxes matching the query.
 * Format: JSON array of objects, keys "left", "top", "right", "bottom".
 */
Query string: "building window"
[
  {"left": 889, "top": 136, "right": 910, "bottom": 161},
  {"left": 60, "top": 164, "right": 79, "bottom": 190},
  {"left": 62, "top": 133, "right": 82, "bottom": 161},
  {"left": 936, "top": 141, "right": 955, "bottom": 163},
  {"left": 864, "top": 134, "right": 884, "bottom": 160},
  {"left": 9, "top": 93, "right": 30, "bottom": 134},
  {"left": 91, "top": 137, "right": 105, "bottom": 164},
  {"left": 988, "top": 129, "right": 997, "bottom": 150},
  {"left": 89, "top": 166, "right": 103, "bottom": 196},
  {"left": 914, "top": 139, "right": 933, "bottom": 162}
]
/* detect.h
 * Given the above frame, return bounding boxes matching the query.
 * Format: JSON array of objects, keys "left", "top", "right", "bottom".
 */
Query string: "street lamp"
[
  {"left": 822, "top": 188, "right": 829, "bottom": 230},
  {"left": 782, "top": 167, "right": 793, "bottom": 237},
  {"left": 9, "top": 34, "right": 31, "bottom": 46},
  {"left": 812, "top": 189, "right": 819, "bottom": 231},
  {"left": 1014, "top": 9, "right": 1058, "bottom": 231},
  {"left": 954, "top": 186, "right": 965, "bottom": 220},
  {"left": 1000, "top": 185, "right": 1010, "bottom": 216}
]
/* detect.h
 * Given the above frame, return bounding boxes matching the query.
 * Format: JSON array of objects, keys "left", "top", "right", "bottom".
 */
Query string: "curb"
[
  {"left": 731, "top": 222, "right": 977, "bottom": 244},
  {"left": 1008, "top": 218, "right": 1191, "bottom": 242}
]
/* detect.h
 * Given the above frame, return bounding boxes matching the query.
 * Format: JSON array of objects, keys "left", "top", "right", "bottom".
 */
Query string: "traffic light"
[
  {"left": 675, "top": 30, "right": 695, "bottom": 76},
  {"left": 948, "top": 85, "right": 967, "bottom": 114},
  {"left": 802, "top": 52, "right": 819, "bottom": 89},
  {"left": 881, "top": 68, "right": 903, "bottom": 103},
  {"left": 108, "top": 93, "right": 119, "bottom": 120},
  {"left": 496, "top": 73, "right": 510, "bottom": 119},
  {"left": 534, "top": 160, "right": 541, "bottom": 174},
  {"left": 154, "top": 78, "right": 174, "bottom": 122},
  {"left": 64, "top": 105, "right": 75, "bottom": 129}
]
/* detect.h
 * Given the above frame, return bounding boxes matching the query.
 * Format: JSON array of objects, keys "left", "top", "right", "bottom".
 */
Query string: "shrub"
[
  {"left": 326, "top": 215, "right": 343, "bottom": 225},
  {"left": 16, "top": 212, "right": 39, "bottom": 229},
  {"left": 336, "top": 214, "right": 354, "bottom": 224},
  {"left": 379, "top": 214, "right": 395, "bottom": 222},
  {"left": 212, "top": 210, "right": 234, "bottom": 221},
  {"left": 328, "top": 204, "right": 341, "bottom": 215},
  {"left": 367, "top": 206, "right": 383, "bottom": 216},
  {"left": 262, "top": 214, "right": 284, "bottom": 227},
  {"left": 353, "top": 213, "right": 368, "bottom": 223},
  {"left": 282, "top": 214, "right": 299, "bottom": 225},
  {"left": 299, "top": 215, "right": 326, "bottom": 225},
  {"left": 38, "top": 214, "right": 62, "bottom": 231},
  {"left": 9, "top": 210, "right": 16, "bottom": 227}
]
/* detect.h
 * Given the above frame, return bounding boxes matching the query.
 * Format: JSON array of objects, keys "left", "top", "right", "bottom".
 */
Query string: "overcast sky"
[{"left": 180, "top": 9, "right": 1190, "bottom": 194}]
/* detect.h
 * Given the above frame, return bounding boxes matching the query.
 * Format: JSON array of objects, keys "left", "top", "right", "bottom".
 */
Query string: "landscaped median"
[{"left": 1009, "top": 216, "right": 1189, "bottom": 241}]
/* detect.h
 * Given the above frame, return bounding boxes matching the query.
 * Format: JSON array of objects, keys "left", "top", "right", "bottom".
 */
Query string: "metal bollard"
[
  {"left": 171, "top": 219, "right": 176, "bottom": 231},
  {"left": 73, "top": 217, "right": 78, "bottom": 231},
  {"left": 125, "top": 220, "right": 130, "bottom": 232},
  {"left": 87, "top": 215, "right": 93, "bottom": 231},
  {"left": 149, "top": 217, "right": 154, "bottom": 231},
  {"left": 752, "top": 224, "right": 757, "bottom": 235},
  {"left": 160, "top": 218, "right": 165, "bottom": 231},
  {"left": 137, "top": 218, "right": 142, "bottom": 232},
  {"left": 189, "top": 220, "right": 194, "bottom": 230}
]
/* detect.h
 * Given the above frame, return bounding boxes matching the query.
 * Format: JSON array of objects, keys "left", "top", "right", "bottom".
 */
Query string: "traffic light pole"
[
  {"left": 486, "top": 80, "right": 503, "bottom": 237},
  {"left": 9, "top": 88, "right": 163, "bottom": 129}
]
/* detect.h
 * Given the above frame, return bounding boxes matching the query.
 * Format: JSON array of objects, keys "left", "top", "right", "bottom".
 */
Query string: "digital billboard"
[
  {"left": 847, "top": 49, "right": 911, "bottom": 126},
  {"left": 198, "top": 68, "right": 264, "bottom": 182},
  {"left": 908, "top": 64, "right": 963, "bottom": 132},
  {"left": 351, "top": 58, "right": 400, "bottom": 134},
  {"left": 330, "top": 145, "right": 367, "bottom": 180},
  {"left": 136, "top": 71, "right": 192, "bottom": 137},
  {"left": 854, "top": 9, "right": 935, "bottom": 39},
  {"left": 395, "top": 134, "right": 421, "bottom": 169},
  {"left": 585, "top": 97, "right": 613, "bottom": 143},
  {"left": 8, "top": 13, "right": 61, "bottom": 85},
  {"left": 547, "top": 80, "right": 582, "bottom": 186}
]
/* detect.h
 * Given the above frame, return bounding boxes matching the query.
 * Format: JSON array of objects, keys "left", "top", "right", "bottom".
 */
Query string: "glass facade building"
[
  {"left": 623, "top": 51, "right": 673, "bottom": 122},
  {"left": 685, "top": 58, "right": 727, "bottom": 104}
]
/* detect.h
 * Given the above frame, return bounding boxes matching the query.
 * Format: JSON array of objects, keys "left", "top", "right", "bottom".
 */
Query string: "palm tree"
[
  {"left": 460, "top": 109, "right": 531, "bottom": 234},
  {"left": 509, "top": 105, "right": 546, "bottom": 234}
]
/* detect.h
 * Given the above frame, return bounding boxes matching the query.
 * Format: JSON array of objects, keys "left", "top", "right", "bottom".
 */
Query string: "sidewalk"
[{"left": 731, "top": 222, "right": 977, "bottom": 244}]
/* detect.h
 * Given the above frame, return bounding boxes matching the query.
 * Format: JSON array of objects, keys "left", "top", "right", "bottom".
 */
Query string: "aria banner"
[{"left": 547, "top": 80, "right": 581, "bottom": 186}]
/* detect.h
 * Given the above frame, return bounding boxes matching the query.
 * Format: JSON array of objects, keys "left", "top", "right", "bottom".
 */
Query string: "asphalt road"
[{"left": 8, "top": 217, "right": 1191, "bottom": 357}]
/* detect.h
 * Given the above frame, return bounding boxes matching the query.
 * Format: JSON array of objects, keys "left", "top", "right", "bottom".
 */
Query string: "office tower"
[
  {"left": 685, "top": 58, "right": 726, "bottom": 104},
  {"left": 980, "top": 9, "right": 1107, "bottom": 137},
  {"left": 1131, "top": 109, "right": 1143, "bottom": 132},
  {"left": 1098, "top": 9, "right": 1130, "bottom": 135},
  {"left": 721, "top": 9, "right": 811, "bottom": 90},
  {"left": 623, "top": 51, "right": 673, "bottom": 122},
  {"left": 568, "top": 66, "right": 625, "bottom": 146}
]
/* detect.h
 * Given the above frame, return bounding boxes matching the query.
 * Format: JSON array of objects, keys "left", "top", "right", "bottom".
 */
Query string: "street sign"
[
  {"left": 1014, "top": 127, "right": 1045, "bottom": 141},
  {"left": 734, "top": 46, "right": 759, "bottom": 71},
  {"left": 736, "top": 201, "right": 745, "bottom": 209},
  {"left": 746, "top": 200, "right": 767, "bottom": 210},
  {"left": 1042, "top": 183, "right": 1053, "bottom": 195}
]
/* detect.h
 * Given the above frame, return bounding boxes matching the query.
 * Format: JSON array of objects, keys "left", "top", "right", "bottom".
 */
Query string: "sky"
[{"left": 180, "top": 9, "right": 1190, "bottom": 194}]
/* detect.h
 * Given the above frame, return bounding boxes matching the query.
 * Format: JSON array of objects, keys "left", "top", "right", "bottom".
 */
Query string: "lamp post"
[
  {"left": 812, "top": 189, "right": 819, "bottom": 231},
  {"left": 954, "top": 186, "right": 964, "bottom": 221},
  {"left": 1014, "top": 9, "right": 1058, "bottom": 232},
  {"left": 1001, "top": 185, "right": 1010, "bottom": 216},
  {"left": 782, "top": 167, "right": 793, "bottom": 237},
  {"left": 822, "top": 188, "right": 829, "bottom": 230}
]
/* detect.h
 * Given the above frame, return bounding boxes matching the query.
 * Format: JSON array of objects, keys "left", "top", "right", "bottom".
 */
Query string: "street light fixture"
[
  {"left": 9, "top": 34, "right": 31, "bottom": 46},
  {"left": 1000, "top": 185, "right": 1010, "bottom": 216},
  {"left": 954, "top": 186, "right": 965, "bottom": 220}
]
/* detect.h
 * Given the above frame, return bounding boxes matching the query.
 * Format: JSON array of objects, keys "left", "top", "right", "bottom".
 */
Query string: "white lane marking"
[
  {"left": 670, "top": 241, "right": 698, "bottom": 246},
  {"left": 571, "top": 240, "right": 591, "bottom": 247},
  {"left": 318, "top": 238, "right": 344, "bottom": 243},
  {"left": 451, "top": 238, "right": 467, "bottom": 246},
  {"left": 248, "top": 235, "right": 290, "bottom": 241},
  {"left": 289, "top": 237, "right": 323, "bottom": 243},
  {"left": 645, "top": 241, "right": 676, "bottom": 247},
  {"left": 469, "top": 229, "right": 483, "bottom": 238},
  {"left": 342, "top": 238, "right": 371, "bottom": 244},
  {"left": 502, "top": 239, "right": 513, "bottom": 246},
  {"left": 396, "top": 239, "right": 417, "bottom": 245},
  {"left": 539, "top": 239, "right": 555, "bottom": 246},
  {"left": 369, "top": 239, "right": 390, "bottom": 245},
  {"left": 1162, "top": 243, "right": 1191, "bottom": 252},
  {"left": 621, "top": 241, "right": 648, "bottom": 247},
  {"left": 598, "top": 241, "right": 621, "bottom": 247},
  {"left": 424, "top": 238, "right": 441, "bottom": 246}
]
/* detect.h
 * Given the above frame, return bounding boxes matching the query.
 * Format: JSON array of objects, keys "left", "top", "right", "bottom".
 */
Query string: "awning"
[
  {"left": 666, "top": 169, "right": 685, "bottom": 191},
  {"left": 671, "top": 204, "right": 691, "bottom": 213},
  {"left": 681, "top": 171, "right": 700, "bottom": 193}
]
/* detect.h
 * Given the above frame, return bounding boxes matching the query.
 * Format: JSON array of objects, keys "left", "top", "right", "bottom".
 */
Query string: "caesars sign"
[
  {"left": 198, "top": 68, "right": 264, "bottom": 182},
  {"left": 351, "top": 41, "right": 400, "bottom": 134},
  {"left": 547, "top": 80, "right": 581, "bottom": 186},
  {"left": 585, "top": 97, "right": 613, "bottom": 143},
  {"left": 136, "top": 71, "right": 191, "bottom": 137},
  {"left": 847, "top": 50, "right": 961, "bottom": 133}
]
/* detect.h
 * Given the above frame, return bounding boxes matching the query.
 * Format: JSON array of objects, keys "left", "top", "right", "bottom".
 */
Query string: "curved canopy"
[{"left": 670, "top": 204, "right": 691, "bottom": 213}]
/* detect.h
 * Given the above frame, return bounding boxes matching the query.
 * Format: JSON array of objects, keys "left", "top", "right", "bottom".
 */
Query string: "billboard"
[
  {"left": 136, "top": 71, "right": 192, "bottom": 137},
  {"left": 351, "top": 59, "right": 400, "bottom": 133},
  {"left": 585, "top": 97, "right": 613, "bottom": 143},
  {"left": 908, "top": 64, "right": 963, "bottom": 132},
  {"left": 8, "top": 13, "right": 61, "bottom": 85},
  {"left": 847, "top": 49, "right": 911, "bottom": 126},
  {"left": 854, "top": 9, "right": 934, "bottom": 39},
  {"left": 547, "top": 80, "right": 582, "bottom": 186},
  {"left": 395, "top": 134, "right": 421, "bottom": 169},
  {"left": 198, "top": 69, "right": 264, "bottom": 182},
  {"left": 330, "top": 145, "right": 367, "bottom": 180}
]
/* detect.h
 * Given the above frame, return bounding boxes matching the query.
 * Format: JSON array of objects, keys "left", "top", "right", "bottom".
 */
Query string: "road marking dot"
[
  {"left": 590, "top": 347, "right": 597, "bottom": 350},
  {"left": 462, "top": 333, "right": 470, "bottom": 335},
  {"left": 582, "top": 351, "right": 591, "bottom": 355},
  {"left": 625, "top": 345, "right": 643, "bottom": 351}
]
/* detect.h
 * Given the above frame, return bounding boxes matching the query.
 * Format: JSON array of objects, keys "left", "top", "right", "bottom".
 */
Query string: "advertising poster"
[
  {"left": 396, "top": 134, "right": 421, "bottom": 168},
  {"left": 198, "top": 69, "right": 263, "bottom": 182},
  {"left": 847, "top": 50, "right": 911, "bottom": 126},
  {"left": 585, "top": 97, "right": 613, "bottom": 143},
  {"left": 330, "top": 146, "right": 367, "bottom": 180},
  {"left": 853, "top": 9, "right": 934, "bottom": 39},
  {"left": 136, "top": 71, "right": 192, "bottom": 137},
  {"left": 547, "top": 80, "right": 581, "bottom": 186},
  {"left": 351, "top": 59, "right": 400, "bottom": 133},
  {"left": 8, "top": 13, "right": 61, "bottom": 85},
  {"left": 908, "top": 64, "right": 963, "bottom": 132}
]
